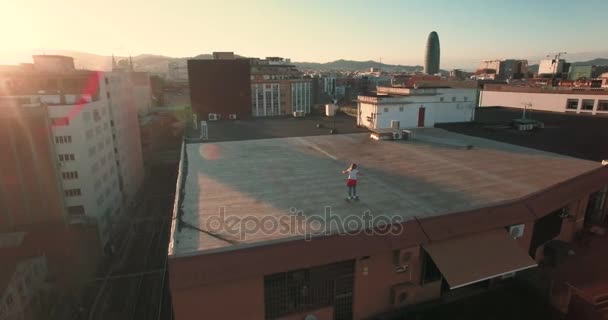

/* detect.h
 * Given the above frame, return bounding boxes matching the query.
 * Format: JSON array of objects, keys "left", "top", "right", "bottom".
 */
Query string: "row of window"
[
  {"left": 566, "top": 99, "right": 608, "bottom": 111},
  {"left": 64, "top": 188, "right": 81, "bottom": 197},
  {"left": 62, "top": 171, "right": 79, "bottom": 180},
  {"left": 55, "top": 135, "right": 72, "bottom": 144},
  {"left": 439, "top": 96, "right": 468, "bottom": 102},
  {"left": 58, "top": 154, "right": 75, "bottom": 162}
]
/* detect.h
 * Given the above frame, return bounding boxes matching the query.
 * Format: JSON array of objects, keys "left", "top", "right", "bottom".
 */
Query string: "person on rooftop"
[{"left": 342, "top": 163, "right": 362, "bottom": 201}]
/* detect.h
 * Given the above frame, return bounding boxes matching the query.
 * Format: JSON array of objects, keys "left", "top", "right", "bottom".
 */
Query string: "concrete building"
[
  {"left": 477, "top": 60, "right": 528, "bottom": 80},
  {"left": 568, "top": 65, "right": 608, "bottom": 80},
  {"left": 538, "top": 59, "right": 567, "bottom": 76},
  {"left": 480, "top": 84, "right": 608, "bottom": 116},
  {"left": 0, "top": 99, "right": 66, "bottom": 230},
  {"left": 168, "top": 128, "right": 608, "bottom": 320},
  {"left": 250, "top": 57, "right": 312, "bottom": 116},
  {"left": 449, "top": 69, "right": 467, "bottom": 80},
  {"left": 188, "top": 58, "right": 251, "bottom": 121},
  {"left": 357, "top": 86, "right": 477, "bottom": 129},
  {"left": 424, "top": 31, "right": 440, "bottom": 75},
  {"left": 0, "top": 55, "right": 145, "bottom": 246}
]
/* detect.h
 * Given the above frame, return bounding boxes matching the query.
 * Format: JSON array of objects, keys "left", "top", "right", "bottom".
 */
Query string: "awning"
[{"left": 422, "top": 229, "right": 537, "bottom": 289}]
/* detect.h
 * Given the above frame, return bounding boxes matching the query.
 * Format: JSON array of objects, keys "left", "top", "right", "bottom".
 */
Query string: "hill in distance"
[{"left": 13, "top": 49, "right": 608, "bottom": 75}]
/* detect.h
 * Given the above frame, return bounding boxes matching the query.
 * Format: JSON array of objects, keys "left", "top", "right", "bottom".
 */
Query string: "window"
[
  {"left": 383, "top": 107, "right": 388, "bottom": 112},
  {"left": 598, "top": 100, "right": 608, "bottom": 111},
  {"left": 61, "top": 171, "right": 79, "bottom": 180},
  {"left": 83, "top": 111, "right": 91, "bottom": 122},
  {"left": 264, "top": 260, "right": 354, "bottom": 320},
  {"left": 440, "top": 97, "right": 444, "bottom": 102},
  {"left": 55, "top": 135, "right": 72, "bottom": 144},
  {"left": 58, "top": 154, "right": 75, "bottom": 162},
  {"left": 399, "top": 106, "right": 404, "bottom": 112},
  {"left": 51, "top": 117, "right": 70, "bottom": 126},
  {"left": 451, "top": 97, "right": 456, "bottom": 102},
  {"left": 68, "top": 205, "right": 85, "bottom": 216},
  {"left": 464, "top": 97, "right": 468, "bottom": 102},
  {"left": 106, "top": 92, "right": 111, "bottom": 99},
  {"left": 64, "top": 188, "right": 82, "bottom": 197},
  {"left": 566, "top": 99, "right": 579, "bottom": 110},
  {"left": 86, "top": 129, "right": 93, "bottom": 140},
  {"left": 581, "top": 99, "right": 595, "bottom": 111}
]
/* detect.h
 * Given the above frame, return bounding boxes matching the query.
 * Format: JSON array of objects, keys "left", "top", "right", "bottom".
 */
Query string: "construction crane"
[{"left": 546, "top": 52, "right": 567, "bottom": 74}]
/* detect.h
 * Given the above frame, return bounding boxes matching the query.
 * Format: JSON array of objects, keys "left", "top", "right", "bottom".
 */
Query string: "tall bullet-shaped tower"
[{"left": 424, "top": 31, "right": 440, "bottom": 75}]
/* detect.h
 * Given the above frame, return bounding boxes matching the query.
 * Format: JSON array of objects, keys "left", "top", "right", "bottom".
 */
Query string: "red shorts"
[{"left": 346, "top": 179, "right": 357, "bottom": 187}]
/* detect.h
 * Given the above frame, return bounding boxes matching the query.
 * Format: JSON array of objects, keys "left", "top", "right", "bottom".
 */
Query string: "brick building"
[{"left": 168, "top": 128, "right": 608, "bottom": 320}]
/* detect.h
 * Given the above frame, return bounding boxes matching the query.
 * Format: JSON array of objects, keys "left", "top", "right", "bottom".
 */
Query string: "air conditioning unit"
[
  {"left": 401, "top": 130, "right": 412, "bottom": 140},
  {"left": 391, "top": 282, "right": 417, "bottom": 307},
  {"left": 392, "top": 131, "right": 402, "bottom": 140},
  {"left": 393, "top": 246, "right": 419, "bottom": 272},
  {"left": 228, "top": 114, "right": 237, "bottom": 120},
  {"left": 508, "top": 224, "right": 525, "bottom": 239},
  {"left": 293, "top": 111, "right": 305, "bottom": 117},
  {"left": 208, "top": 113, "right": 218, "bottom": 121}
]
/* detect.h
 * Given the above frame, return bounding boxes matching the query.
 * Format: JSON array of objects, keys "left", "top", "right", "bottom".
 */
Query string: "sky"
[{"left": 1, "top": 0, "right": 608, "bottom": 69}]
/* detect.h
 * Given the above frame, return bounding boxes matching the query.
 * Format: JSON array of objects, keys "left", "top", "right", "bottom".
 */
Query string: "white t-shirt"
[{"left": 347, "top": 169, "right": 358, "bottom": 180}]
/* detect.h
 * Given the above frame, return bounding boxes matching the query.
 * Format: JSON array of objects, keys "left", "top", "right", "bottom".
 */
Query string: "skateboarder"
[{"left": 342, "top": 163, "right": 362, "bottom": 200}]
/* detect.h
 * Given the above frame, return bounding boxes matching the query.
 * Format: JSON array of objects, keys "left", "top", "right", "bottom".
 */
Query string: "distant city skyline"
[{"left": 2, "top": 0, "right": 608, "bottom": 69}]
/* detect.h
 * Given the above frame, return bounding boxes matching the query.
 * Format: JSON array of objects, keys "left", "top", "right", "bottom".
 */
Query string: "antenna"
[{"left": 521, "top": 102, "right": 532, "bottom": 120}]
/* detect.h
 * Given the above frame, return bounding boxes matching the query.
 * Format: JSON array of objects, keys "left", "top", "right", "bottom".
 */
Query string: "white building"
[
  {"left": 480, "top": 84, "right": 608, "bottom": 116},
  {"left": 357, "top": 86, "right": 477, "bottom": 129},
  {"left": 0, "top": 56, "right": 145, "bottom": 246},
  {"left": 538, "top": 59, "right": 566, "bottom": 75}
]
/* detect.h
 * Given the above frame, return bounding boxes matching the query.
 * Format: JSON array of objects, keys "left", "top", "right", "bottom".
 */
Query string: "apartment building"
[
  {"left": 0, "top": 55, "right": 145, "bottom": 246},
  {"left": 250, "top": 57, "right": 312, "bottom": 116},
  {"left": 187, "top": 54, "right": 312, "bottom": 120}
]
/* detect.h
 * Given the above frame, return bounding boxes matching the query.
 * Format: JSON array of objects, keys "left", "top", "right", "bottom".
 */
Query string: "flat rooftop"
[
  {"left": 169, "top": 128, "right": 602, "bottom": 257},
  {"left": 437, "top": 107, "right": 608, "bottom": 161}
]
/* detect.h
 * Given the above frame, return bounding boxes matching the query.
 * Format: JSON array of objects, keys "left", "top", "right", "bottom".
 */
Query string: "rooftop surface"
[
  {"left": 196, "top": 113, "right": 367, "bottom": 142},
  {"left": 437, "top": 107, "right": 608, "bottom": 161},
  {"left": 169, "top": 128, "right": 601, "bottom": 257}
]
